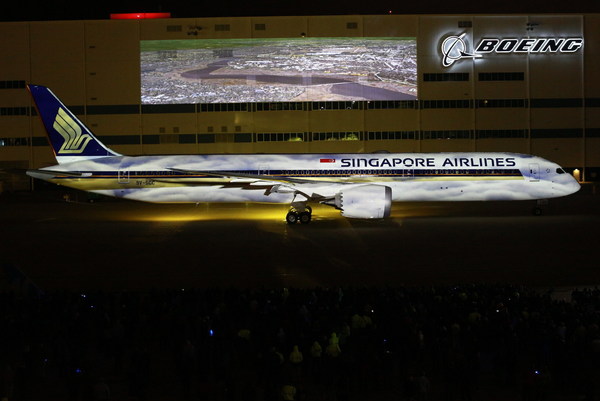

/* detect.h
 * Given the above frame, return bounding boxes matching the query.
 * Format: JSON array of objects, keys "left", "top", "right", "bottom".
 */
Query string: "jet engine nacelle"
[{"left": 330, "top": 185, "right": 392, "bottom": 219}]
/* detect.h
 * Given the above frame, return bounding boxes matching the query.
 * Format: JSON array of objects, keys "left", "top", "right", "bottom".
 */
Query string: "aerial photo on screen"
[{"left": 141, "top": 37, "right": 417, "bottom": 104}]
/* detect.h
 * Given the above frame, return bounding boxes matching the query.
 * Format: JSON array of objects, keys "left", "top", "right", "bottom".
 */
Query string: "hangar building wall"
[{"left": 0, "top": 14, "right": 598, "bottom": 190}]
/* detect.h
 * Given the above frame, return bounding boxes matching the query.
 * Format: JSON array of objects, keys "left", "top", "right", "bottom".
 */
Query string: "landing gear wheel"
[
  {"left": 286, "top": 211, "right": 299, "bottom": 225},
  {"left": 299, "top": 211, "right": 312, "bottom": 224}
]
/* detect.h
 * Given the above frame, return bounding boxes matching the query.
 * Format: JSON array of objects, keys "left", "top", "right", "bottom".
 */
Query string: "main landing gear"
[{"left": 286, "top": 205, "right": 312, "bottom": 225}]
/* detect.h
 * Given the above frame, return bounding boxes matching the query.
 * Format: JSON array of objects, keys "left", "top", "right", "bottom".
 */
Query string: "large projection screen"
[{"left": 141, "top": 38, "right": 417, "bottom": 104}]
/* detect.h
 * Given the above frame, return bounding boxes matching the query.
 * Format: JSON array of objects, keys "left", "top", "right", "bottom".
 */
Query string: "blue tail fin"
[{"left": 28, "top": 84, "right": 121, "bottom": 164}]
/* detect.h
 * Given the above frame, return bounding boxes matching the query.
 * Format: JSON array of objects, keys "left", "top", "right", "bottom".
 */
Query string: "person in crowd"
[{"left": 0, "top": 285, "right": 596, "bottom": 400}]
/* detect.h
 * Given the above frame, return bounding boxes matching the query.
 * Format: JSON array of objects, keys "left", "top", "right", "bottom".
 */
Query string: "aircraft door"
[
  {"left": 528, "top": 163, "right": 540, "bottom": 182},
  {"left": 258, "top": 165, "right": 270, "bottom": 177},
  {"left": 118, "top": 170, "right": 130, "bottom": 184}
]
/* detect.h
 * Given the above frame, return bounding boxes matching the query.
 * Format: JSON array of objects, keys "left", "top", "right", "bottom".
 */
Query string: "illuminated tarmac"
[{"left": 1, "top": 187, "right": 599, "bottom": 291}]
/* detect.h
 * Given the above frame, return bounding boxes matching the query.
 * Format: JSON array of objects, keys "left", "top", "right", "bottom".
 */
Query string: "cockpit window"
[{"left": 556, "top": 168, "right": 566, "bottom": 174}]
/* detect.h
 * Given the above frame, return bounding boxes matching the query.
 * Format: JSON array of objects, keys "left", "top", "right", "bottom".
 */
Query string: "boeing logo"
[
  {"left": 53, "top": 107, "right": 92, "bottom": 154},
  {"left": 441, "top": 33, "right": 482, "bottom": 67},
  {"left": 441, "top": 33, "right": 584, "bottom": 67}
]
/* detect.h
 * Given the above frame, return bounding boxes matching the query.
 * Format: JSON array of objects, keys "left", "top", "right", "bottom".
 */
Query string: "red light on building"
[{"left": 110, "top": 13, "right": 171, "bottom": 19}]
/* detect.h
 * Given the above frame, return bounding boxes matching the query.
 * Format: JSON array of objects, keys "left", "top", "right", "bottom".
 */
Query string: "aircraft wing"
[
  {"left": 165, "top": 167, "right": 350, "bottom": 201},
  {"left": 166, "top": 168, "right": 345, "bottom": 185}
]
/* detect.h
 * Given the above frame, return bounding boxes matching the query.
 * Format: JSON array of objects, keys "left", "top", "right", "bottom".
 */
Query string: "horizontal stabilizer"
[{"left": 26, "top": 169, "right": 90, "bottom": 178}]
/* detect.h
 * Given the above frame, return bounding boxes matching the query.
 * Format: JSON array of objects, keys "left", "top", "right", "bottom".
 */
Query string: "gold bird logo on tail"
[{"left": 53, "top": 107, "right": 92, "bottom": 154}]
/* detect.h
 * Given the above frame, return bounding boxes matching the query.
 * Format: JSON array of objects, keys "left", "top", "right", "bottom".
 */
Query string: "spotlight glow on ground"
[{"left": 121, "top": 202, "right": 442, "bottom": 223}]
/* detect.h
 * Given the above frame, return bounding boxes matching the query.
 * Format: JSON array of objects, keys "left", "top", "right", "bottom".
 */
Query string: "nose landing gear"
[{"left": 532, "top": 199, "right": 548, "bottom": 216}]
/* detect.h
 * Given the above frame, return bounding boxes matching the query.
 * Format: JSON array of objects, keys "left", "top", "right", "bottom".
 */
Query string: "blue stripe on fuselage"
[{"left": 51, "top": 168, "right": 523, "bottom": 180}]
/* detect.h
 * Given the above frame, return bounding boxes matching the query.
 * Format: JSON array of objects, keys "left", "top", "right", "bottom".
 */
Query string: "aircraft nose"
[
  {"left": 553, "top": 169, "right": 581, "bottom": 197},
  {"left": 568, "top": 175, "right": 581, "bottom": 194}
]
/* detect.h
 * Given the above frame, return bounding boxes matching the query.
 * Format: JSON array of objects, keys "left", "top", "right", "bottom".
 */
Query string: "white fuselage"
[{"left": 28, "top": 152, "right": 580, "bottom": 204}]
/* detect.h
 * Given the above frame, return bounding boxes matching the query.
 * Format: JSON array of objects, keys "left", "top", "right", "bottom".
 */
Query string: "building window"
[
  {"left": 255, "top": 102, "right": 305, "bottom": 111},
  {"left": 198, "top": 134, "right": 216, "bottom": 143},
  {"left": 0, "top": 137, "right": 29, "bottom": 146},
  {"left": 256, "top": 133, "right": 305, "bottom": 142},
  {"left": 458, "top": 21, "right": 472, "bottom": 28},
  {"left": 234, "top": 133, "right": 252, "bottom": 143},
  {"left": 346, "top": 22, "right": 358, "bottom": 29},
  {"left": 530, "top": 98, "right": 582, "bottom": 108},
  {"left": 142, "top": 135, "right": 160, "bottom": 144},
  {"left": 586, "top": 98, "right": 600, "bottom": 107},
  {"left": 254, "top": 24, "right": 266, "bottom": 30},
  {"left": 30, "top": 137, "right": 47, "bottom": 146},
  {"left": 476, "top": 99, "right": 528, "bottom": 108},
  {"left": 312, "top": 132, "right": 362, "bottom": 141},
  {"left": 421, "top": 100, "right": 471, "bottom": 109},
  {"left": 199, "top": 103, "right": 249, "bottom": 112},
  {"left": 367, "top": 131, "right": 417, "bottom": 140},
  {"left": 530, "top": 128, "right": 583, "bottom": 138},
  {"left": 478, "top": 72, "right": 524, "bottom": 81},
  {"left": 476, "top": 129, "right": 528, "bottom": 138},
  {"left": 366, "top": 101, "right": 417, "bottom": 110},
  {"left": 311, "top": 101, "right": 360, "bottom": 110},
  {"left": 0, "top": 80, "right": 26, "bottom": 89},
  {"left": 0, "top": 107, "right": 28, "bottom": 116},
  {"left": 215, "top": 24, "right": 231, "bottom": 31},
  {"left": 586, "top": 128, "right": 600, "bottom": 137},
  {"left": 160, "top": 134, "right": 178, "bottom": 144},
  {"left": 424, "top": 73, "right": 469, "bottom": 82},
  {"left": 166, "top": 25, "right": 182, "bottom": 32},
  {"left": 179, "top": 134, "right": 196, "bottom": 144},
  {"left": 421, "top": 130, "right": 472, "bottom": 140}
]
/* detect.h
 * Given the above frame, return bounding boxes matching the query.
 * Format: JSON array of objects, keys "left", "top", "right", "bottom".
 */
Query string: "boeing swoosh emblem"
[
  {"left": 441, "top": 33, "right": 482, "bottom": 67},
  {"left": 53, "top": 107, "right": 92, "bottom": 154}
]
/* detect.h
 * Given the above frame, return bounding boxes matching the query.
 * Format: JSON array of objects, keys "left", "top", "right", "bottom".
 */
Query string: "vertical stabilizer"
[{"left": 27, "top": 84, "right": 121, "bottom": 164}]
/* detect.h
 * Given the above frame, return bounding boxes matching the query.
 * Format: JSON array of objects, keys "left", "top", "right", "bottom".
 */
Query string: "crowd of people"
[{"left": 1, "top": 284, "right": 600, "bottom": 401}]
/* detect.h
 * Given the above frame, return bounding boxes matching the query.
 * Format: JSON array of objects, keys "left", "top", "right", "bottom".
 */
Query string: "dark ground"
[
  {"left": 0, "top": 184, "right": 598, "bottom": 292},
  {"left": 1, "top": 186, "right": 599, "bottom": 401}
]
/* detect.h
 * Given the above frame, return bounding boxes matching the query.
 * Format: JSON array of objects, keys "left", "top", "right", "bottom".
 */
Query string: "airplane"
[{"left": 26, "top": 84, "right": 580, "bottom": 224}]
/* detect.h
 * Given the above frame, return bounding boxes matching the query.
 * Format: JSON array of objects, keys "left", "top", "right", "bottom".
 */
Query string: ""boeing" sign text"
[{"left": 441, "top": 33, "right": 584, "bottom": 67}]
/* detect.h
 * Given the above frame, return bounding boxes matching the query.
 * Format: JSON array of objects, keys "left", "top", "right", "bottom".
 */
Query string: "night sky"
[{"left": 3, "top": 0, "right": 600, "bottom": 22}]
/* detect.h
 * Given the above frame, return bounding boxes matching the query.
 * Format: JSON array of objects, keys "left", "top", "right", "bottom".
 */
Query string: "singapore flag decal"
[{"left": 320, "top": 158, "right": 335, "bottom": 163}]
